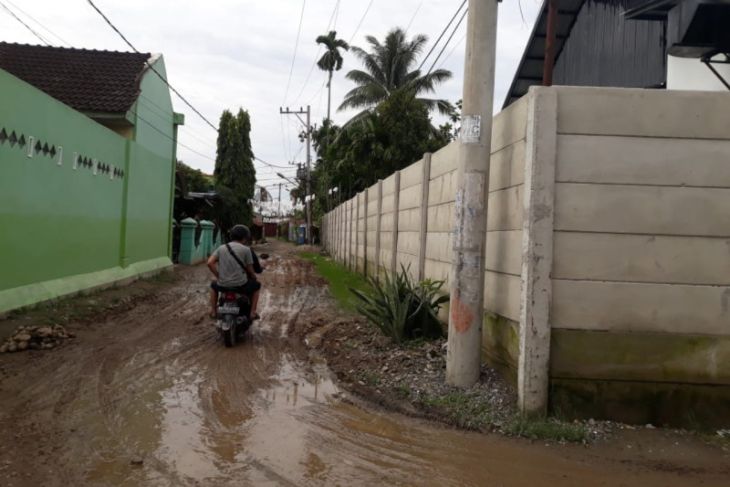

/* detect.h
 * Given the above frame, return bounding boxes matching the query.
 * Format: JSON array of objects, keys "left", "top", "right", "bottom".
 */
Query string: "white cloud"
[{"left": 1, "top": 0, "right": 541, "bottom": 181}]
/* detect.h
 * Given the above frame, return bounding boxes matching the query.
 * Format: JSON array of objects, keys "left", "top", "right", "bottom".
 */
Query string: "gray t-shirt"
[{"left": 213, "top": 242, "right": 253, "bottom": 287}]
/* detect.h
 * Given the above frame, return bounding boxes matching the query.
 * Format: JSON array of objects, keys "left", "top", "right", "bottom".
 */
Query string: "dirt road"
[{"left": 0, "top": 240, "right": 728, "bottom": 486}]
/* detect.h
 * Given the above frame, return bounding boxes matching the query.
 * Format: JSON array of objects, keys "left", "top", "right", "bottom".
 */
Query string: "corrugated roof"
[
  {"left": 502, "top": 0, "right": 586, "bottom": 108},
  {"left": 0, "top": 42, "right": 151, "bottom": 113}
]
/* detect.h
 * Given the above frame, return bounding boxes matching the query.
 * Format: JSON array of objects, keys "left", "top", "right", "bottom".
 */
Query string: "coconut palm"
[
  {"left": 316, "top": 31, "right": 350, "bottom": 122},
  {"left": 338, "top": 28, "right": 452, "bottom": 123}
]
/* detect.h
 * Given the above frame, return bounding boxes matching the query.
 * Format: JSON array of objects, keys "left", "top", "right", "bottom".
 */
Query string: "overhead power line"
[
  {"left": 4, "top": 0, "right": 71, "bottom": 46},
  {"left": 405, "top": 0, "right": 423, "bottom": 33},
  {"left": 291, "top": 0, "right": 342, "bottom": 104},
  {"left": 417, "top": 0, "right": 466, "bottom": 72},
  {"left": 86, "top": 0, "right": 219, "bottom": 132},
  {"left": 348, "top": 0, "right": 374, "bottom": 43},
  {"left": 427, "top": 6, "right": 468, "bottom": 76},
  {"left": 254, "top": 156, "right": 296, "bottom": 170},
  {"left": 437, "top": 32, "right": 467, "bottom": 70},
  {"left": 283, "top": 0, "right": 307, "bottom": 105},
  {"left": 0, "top": 1, "right": 51, "bottom": 45}
]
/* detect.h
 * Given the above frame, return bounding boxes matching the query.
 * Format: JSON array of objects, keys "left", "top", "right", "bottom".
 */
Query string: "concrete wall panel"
[
  {"left": 552, "top": 279, "right": 730, "bottom": 335},
  {"left": 490, "top": 139, "right": 526, "bottom": 191},
  {"left": 428, "top": 171, "right": 458, "bottom": 206},
  {"left": 554, "top": 232, "right": 730, "bottom": 285},
  {"left": 397, "top": 231, "right": 420, "bottom": 257},
  {"left": 425, "top": 232, "right": 452, "bottom": 263},
  {"left": 400, "top": 159, "right": 423, "bottom": 189},
  {"left": 424, "top": 259, "right": 451, "bottom": 283},
  {"left": 398, "top": 207, "right": 421, "bottom": 232},
  {"left": 557, "top": 135, "right": 730, "bottom": 187},
  {"left": 555, "top": 183, "right": 730, "bottom": 237},
  {"left": 427, "top": 202, "right": 455, "bottom": 233},
  {"left": 398, "top": 183, "right": 422, "bottom": 210},
  {"left": 492, "top": 95, "right": 528, "bottom": 152},
  {"left": 484, "top": 271, "right": 521, "bottom": 323},
  {"left": 556, "top": 87, "right": 730, "bottom": 140},
  {"left": 485, "top": 230, "right": 522, "bottom": 277},
  {"left": 430, "top": 141, "right": 459, "bottom": 178},
  {"left": 486, "top": 185, "right": 523, "bottom": 232}
]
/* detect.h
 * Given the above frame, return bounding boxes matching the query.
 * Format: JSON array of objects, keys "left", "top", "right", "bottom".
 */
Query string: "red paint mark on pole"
[{"left": 450, "top": 295, "right": 474, "bottom": 333}]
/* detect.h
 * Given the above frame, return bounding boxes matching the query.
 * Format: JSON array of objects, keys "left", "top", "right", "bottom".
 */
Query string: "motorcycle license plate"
[{"left": 218, "top": 306, "right": 239, "bottom": 314}]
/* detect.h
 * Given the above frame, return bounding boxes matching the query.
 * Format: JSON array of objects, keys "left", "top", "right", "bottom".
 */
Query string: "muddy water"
[{"left": 0, "top": 243, "right": 728, "bottom": 486}]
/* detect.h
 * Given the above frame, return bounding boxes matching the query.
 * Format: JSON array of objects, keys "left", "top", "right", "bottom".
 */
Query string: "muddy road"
[{"left": 0, "top": 240, "right": 728, "bottom": 486}]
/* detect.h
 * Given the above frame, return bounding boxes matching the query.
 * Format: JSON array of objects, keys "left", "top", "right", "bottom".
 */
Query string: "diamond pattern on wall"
[{"left": 1, "top": 126, "right": 124, "bottom": 182}]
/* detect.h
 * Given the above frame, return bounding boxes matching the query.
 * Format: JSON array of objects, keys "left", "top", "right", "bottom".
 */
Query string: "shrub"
[{"left": 350, "top": 265, "right": 449, "bottom": 343}]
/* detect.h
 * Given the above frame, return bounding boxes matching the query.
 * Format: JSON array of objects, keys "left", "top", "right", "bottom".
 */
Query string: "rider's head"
[{"left": 229, "top": 224, "right": 250, "bottom": 243}]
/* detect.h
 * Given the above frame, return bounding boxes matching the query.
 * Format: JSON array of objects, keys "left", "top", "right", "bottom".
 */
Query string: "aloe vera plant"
[{"left": 350, "top": 265, "right": 449, "bottom": 343}]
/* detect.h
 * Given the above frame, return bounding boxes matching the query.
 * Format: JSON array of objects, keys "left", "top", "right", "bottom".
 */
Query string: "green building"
[{"left": 0, "top": 42, "right": 184, "bottom": 313}]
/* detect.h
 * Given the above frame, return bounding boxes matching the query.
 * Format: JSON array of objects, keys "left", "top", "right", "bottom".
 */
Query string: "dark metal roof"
[
  {"left": 624, "top": 0, "right": 681, "bottom": 19},
  {"left": 502, "top": 0, "right": 585, "bottom": 108},
  {"left": 0, "top": 42, "right": 151, "bottom": 113}
]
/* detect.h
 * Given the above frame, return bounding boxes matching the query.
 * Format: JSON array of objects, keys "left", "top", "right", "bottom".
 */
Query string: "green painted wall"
[{"left": 0, "top": 60, "right": 178, "bottom": 313}]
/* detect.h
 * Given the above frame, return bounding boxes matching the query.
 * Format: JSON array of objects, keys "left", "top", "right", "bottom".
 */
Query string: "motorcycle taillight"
[{"left": 224, "top": 292, "right": 237, "bottom": 300}]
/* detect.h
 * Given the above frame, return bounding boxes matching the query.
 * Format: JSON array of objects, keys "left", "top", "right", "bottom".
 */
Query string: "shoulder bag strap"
[{"left": 225, "top": 243, "right": 248, "bottom": 272}]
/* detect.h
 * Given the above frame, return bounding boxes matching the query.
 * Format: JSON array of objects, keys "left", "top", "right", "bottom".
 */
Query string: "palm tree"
[
  {"left": 316, "top": 31, "right": 349, "bottom": 122},
  {"left": 338, "top": 28, "right": 452, "bottom": 123}
]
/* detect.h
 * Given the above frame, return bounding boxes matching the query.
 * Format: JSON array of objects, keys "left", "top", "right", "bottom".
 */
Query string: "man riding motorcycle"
[{"left": 207, "top": 224, "right": 261, "bottom": 321}]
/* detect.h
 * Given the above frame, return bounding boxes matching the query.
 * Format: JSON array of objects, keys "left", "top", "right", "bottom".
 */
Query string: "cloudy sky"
[{"left": 1, "top": 0, "right": 541, "bottom": 194}]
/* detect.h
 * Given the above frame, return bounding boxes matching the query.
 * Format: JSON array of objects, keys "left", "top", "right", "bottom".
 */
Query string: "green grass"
[
  {"left": 299, "top": 252, "right": 370, "bottom": 312},
  {"left": 421, "top": 392, "right": 494, "bottom": 430},
  {"left": 503, "top": 415, "right": 589, "bottom": 443}
]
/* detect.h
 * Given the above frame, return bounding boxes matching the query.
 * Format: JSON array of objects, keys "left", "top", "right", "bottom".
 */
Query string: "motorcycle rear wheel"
[{"left": 222, "top": 315, "right": 236, "bottom": 348}]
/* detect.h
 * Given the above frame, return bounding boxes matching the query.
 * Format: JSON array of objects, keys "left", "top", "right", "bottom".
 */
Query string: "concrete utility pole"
[
  {"left": 279, "top": 105, "right": 312, "bottom": 244},
  {"left": 277, "top": 183, "right": 282, "bottom": 217},
  {"left": 446, "top": 0, "right": 499, "bottom": 387}
]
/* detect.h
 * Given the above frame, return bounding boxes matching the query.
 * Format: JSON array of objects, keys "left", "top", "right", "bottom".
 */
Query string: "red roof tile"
[{"left": 0, "top": 42, "right": 151, "bottom": 113}]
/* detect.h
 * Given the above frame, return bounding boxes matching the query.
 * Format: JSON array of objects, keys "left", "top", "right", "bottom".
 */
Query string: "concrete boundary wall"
[{"left": 322, "top": 86, "right": 730, "bottom": 426}]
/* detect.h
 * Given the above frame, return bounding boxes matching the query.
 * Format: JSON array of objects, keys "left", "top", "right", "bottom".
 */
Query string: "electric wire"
[
  {"left": 417, "top": 0, "right": 466, "bottom": 72},
  {"left": 405, "top": 0, "right": 423, "bottom": 33},
  {"left": 86, "top": 0, "right": 219, "bottom": 132},
  {"left": 0, "top": 1, "right": 51, "bottom": 45},
  {"left": 4, "top": 0, "right": 71, "bottom": 46},
  {"left": 348, "top": 0, "right": 374, "bottom": 43},
  {"left": 291, "top": 0, "right": 341, "bottom": 104},
  {"left": 426, "top": 6, "right": 468, "bottom": 76},
  {"left": 282, "top": 0, "right": 307, "bottom": 105},
  {"left": 437, "top": 32, "right": 466, "bottom": 70}
]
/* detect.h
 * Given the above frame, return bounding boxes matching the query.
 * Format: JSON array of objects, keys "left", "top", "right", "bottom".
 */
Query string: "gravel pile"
[{"left": 0, "top": 325, "right": 75, "bottom": 353}]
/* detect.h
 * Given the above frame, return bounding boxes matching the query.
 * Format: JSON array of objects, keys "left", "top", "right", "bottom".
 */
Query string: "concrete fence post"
[
  {"left": 349, "top": 197, "right": 355, "bottom": 270},
  {"left": 362, "top": 188, "right": 370, "bottom": 277},
  {"left": 199, "top": 220, "right": 215, "bottom": 257},
  {"left": 178, "top": 217, "right": 198, "bottom": 265},
  {"left": 391, "top": 170, "right": 401, "bottom": 276},
  {"left": 418, "top": 153, "right": 432, "bottom": 282},
  {"left": 375, "top": 180, "right": 383, "bottom": 277},
  {"left": 518, "top": 87, "right": 558, "bottom": 415},
  {"left": 355, "top": 193, "right": 361, "bottom": 273}
]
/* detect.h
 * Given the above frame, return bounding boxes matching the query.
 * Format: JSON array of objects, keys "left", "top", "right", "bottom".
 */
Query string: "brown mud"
[{"left": 0, "top": 240, "right": 728, "bottom": 486}]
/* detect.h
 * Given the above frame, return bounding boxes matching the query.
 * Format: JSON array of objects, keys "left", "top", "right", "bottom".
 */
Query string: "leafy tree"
[
  {"left": 308, "top": 89, "right": 450, "bottom": 221},
  {"left": 176, "top": 160, "right": 211, "bottom": 194},
  {"left": 339, "top": 28, "right": 453, "bottom": 123},
  {"left": 315, "top": 31, "right": 349, "bottom": 122},
  {"left": 214, "top": 109, "right": 256, "bottom": 231}
]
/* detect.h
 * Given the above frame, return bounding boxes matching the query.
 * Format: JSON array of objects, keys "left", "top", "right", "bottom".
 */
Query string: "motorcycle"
[
  {"left": 216, "top": 289, "right": 252, "bottom": 347},
  {"left": 215, "top": 252, "right": 269, "bottom": 347}
]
